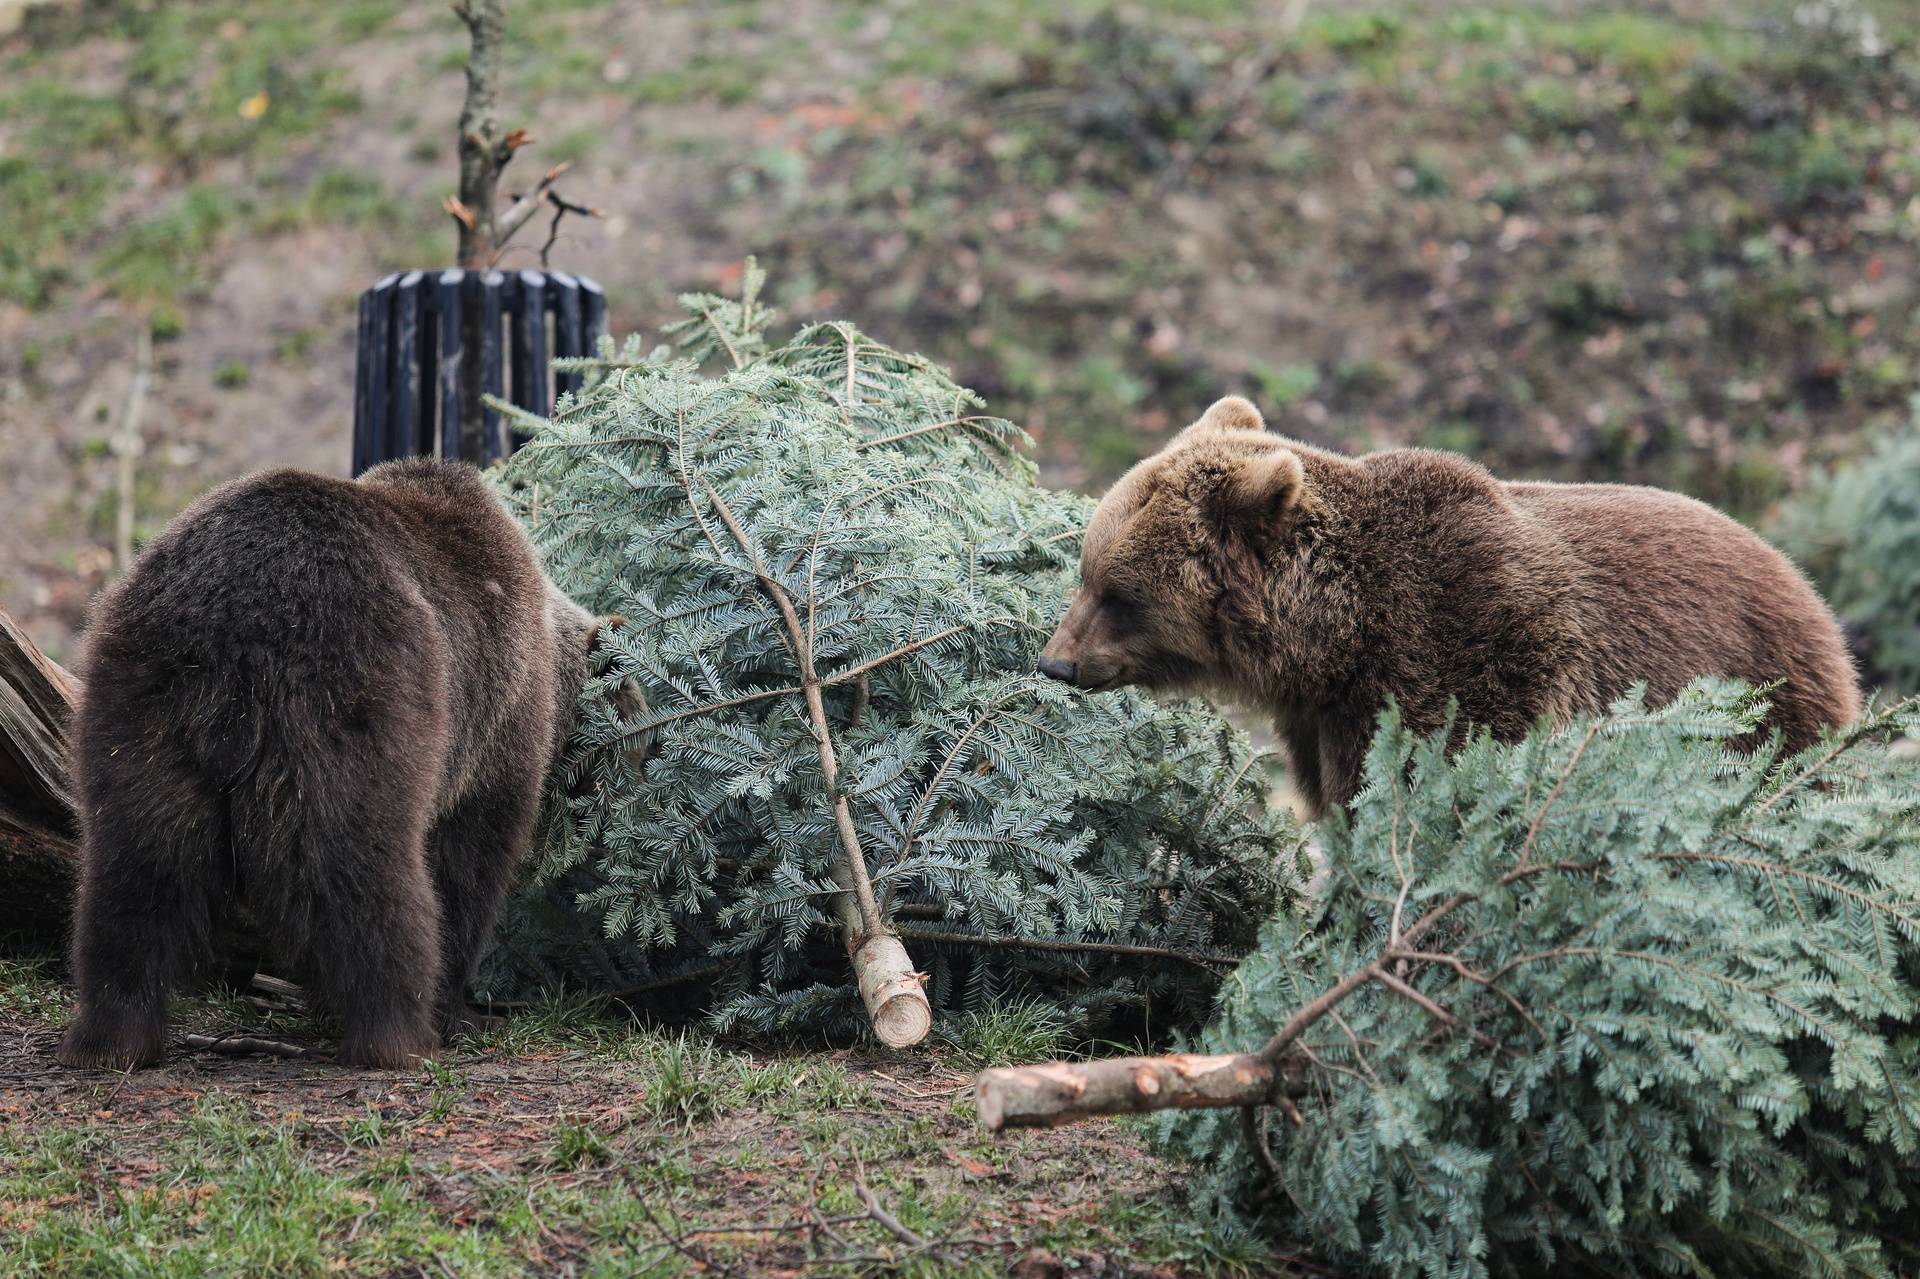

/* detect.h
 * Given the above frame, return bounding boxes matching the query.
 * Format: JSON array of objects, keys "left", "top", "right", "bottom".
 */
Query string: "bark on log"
[
  {"left": 974, "top": 1052, "right": 1299, "bottom": 1131},
  {"left": 0, "top": 608, "right": 80, "bottom": 937},
  {"left": 974, "top": 860, "right": 1571, "bottom": 1130},
  {"left": 832, "top": 891, "right": 931, "bottom": 1049}
]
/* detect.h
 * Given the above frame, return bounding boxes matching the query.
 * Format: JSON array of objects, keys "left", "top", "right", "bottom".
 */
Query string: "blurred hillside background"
[{"left": 1, "top": 0, "right": 1915, "bottom": 661}]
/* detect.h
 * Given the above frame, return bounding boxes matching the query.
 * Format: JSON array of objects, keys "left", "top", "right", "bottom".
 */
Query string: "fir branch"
[
  {"left": 853, "top": 416, "right": 1007, "bottom": 452},
  {"left": 896, "top": 926, "right": 1240, "bottom": 969}
]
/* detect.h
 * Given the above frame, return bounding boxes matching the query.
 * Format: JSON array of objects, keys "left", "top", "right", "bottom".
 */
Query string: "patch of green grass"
[
  {"left": 274, "top": 328, "right": 322, "bottom": 364},
  {"left": 751, "top": 1056, "right": 881, "bottom": 1116},
  {"left": 641, "top": 1031, "right": 732, "bottom": 1129},
  {"left": 548, "top": 1115, "right": 616, "bottom": 1170},
  {"left": 1, "top": 1098, "right": 529, "bottom": 1276},
  {"left": 1539, "top": 269, "right": 1628, "bottom": 336},
  {"left": 1774, "top": 130, "right": 1868, "bottom": 210},
  {"left": 0, "top": 0, "right": 394, "bottom": 310},
  {"left": 83, "top": 465, "right": 185, "bottom": 553},
  {"left": 269, "top": 169, "right": 403, "bottom": 230},
  {"left": 1545, "top": 12, "right": 1735, "bottom": 78},
  {"left": 1250, "top": 362, "right": 1320, "bottom": 409},
  {"left": 119, "top": 5, "right": 365, "bottom": 163},
  {"left": 627, "top": 49, "right": 763, "bottom": 108},
  {"left": 98, "top": 184, "right": 247, "bottom": 305},
  {"left": 341, "top": 1106, "right": 394, "bottom": 1149},
  {"left": 0, "top": 155, "right": 112, "bottom": 306},
  {"left": 1304, "top": 10, "right": 1404, "bottom": 55},
  {"left": 546, "top": 126, "right": 602, "bottom": 166},
  {"left": 1089, "top": 1187, "right": 1281, "bottom": 1278},
  {"left": 463, "top": 989, "right": 633, "bottom": 1054},
  {"left": 150, "top": 305, "right": 186, "bottom": 342},
  {"left": 0, "top": 952, "right": 1275, "bottom": 1277},
  {"left": 2, "top": 77, "right": 129, "bottom": 151},
  {"left": 936, "top": 997, "right": 1072, "bottom": 1070},
  {"left": 1517, "top": 76, "right": 1597, "bottom": 136},
  {"left": 194, "top": 982, "right": 303, "bottom": 1037},
  {"left": 0, "top": 952, "right": 67, "bottom": 1024}
]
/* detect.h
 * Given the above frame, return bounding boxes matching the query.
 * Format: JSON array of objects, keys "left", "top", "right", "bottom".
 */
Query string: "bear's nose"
[{"left": 1036, "top": 656, "right": 1078, "bottom": 685}]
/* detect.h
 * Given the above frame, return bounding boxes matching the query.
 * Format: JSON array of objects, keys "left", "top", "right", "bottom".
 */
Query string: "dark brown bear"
[
  {"left": 1038, "top": 396, "right": 1862, "bottom": 819},
  {"left": 58, "top": 459, "right": 619, "bottom": 1070}
]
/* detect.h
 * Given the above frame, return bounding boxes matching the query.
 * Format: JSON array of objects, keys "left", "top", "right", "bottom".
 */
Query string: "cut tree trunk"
[
  {"left": 832, "top": 890, "right": 932, "bottom": 1050},
  {"left": 0, "top": 608, "right": 80, "bottom": 937},
  {"left": 974, "top": 1052, "right": 1302, "bottom": 1131},
  {"left": 974, "top": 865, "right": 1552, "bottom": 1130}
]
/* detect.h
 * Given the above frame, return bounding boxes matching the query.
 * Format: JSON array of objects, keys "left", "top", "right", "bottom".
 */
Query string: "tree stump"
[{"left": 0, "top": 608, "right": 79, "bottom": 938}]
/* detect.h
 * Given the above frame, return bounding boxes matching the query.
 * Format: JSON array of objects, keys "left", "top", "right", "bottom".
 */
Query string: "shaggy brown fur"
[
  {"left": 1038, "top": 397, "right": 1862, "bottom": 819},
  {"left": 57, "top": 459, "right": 623, "bottom": 1071}
]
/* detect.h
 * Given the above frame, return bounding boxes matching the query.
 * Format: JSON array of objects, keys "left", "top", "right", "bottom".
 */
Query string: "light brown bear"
[{"left": 1037, "top": 397, "right": 1862, "bottom": 818}]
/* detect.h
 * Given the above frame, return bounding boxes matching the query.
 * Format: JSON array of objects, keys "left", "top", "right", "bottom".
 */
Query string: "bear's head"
[
  {"left": 546, "top": 587, "right": 651, "bottom": 771},
  {"left": 1037, "top": 395, "right": 1311, "bottom": 697}
]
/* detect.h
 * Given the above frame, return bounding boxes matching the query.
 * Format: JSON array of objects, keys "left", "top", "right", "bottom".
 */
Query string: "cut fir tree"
[
  {"left": 981, "top": 682, "right": 1920, "bottom": 1279},
  {"left": 477, "top": 265, "right": 1299, "bottom": 1045}
]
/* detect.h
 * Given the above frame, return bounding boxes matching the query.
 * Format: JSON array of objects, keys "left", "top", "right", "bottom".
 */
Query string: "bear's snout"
[{"left": 1036, "top": 656, "right": 1079, "bottom": 685}]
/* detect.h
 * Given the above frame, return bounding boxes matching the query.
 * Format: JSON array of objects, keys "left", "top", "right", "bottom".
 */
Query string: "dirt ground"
[{"left": 0, "top": 956, "right": 1300, "bottom": 1277}]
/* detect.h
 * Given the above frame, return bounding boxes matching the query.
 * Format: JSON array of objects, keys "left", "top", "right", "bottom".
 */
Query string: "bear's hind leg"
[
  {"left": 426, "top": 763, "right": 543, "bottom": 1037},
  {"left": 59, "top": 764, "right": 225, "bottom": 1071},
  {"left": 318, "top": 849, "right": 445, "bottom": 1069},
  {"left": 242, "top": 777, "right": 446, "bottom": 1069}
]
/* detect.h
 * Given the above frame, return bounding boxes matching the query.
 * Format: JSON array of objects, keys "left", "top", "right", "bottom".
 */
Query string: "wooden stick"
[
  {"left": 180, "top": 1033, "right": 323, "bottom": 1059},
  {"left": 836, "top": 911, "right": 931, "bottom": 1049},
  {"left": 854, "top": 1179, "right": 927, "bottom": 1249},
  {"left": 249, "top": 972, "right": 305, "bottom": 1001},
  {"left": 973, "top": 814, "right": 1618, "bottom": 1127},
  {"left": 975, "top": 1052, "right": 1295, "bottom": 1131},
  {"left": 450, "top": 0, "right": 510, "bottom": 268},
  {"left": 114, "top": 328, "right": 152, "bottom": 574}
]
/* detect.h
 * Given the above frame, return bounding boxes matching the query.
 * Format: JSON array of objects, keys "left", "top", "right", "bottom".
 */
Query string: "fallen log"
[
  {"left": 974, "top": 1052, "right": 1301, "bottom": 1131},
  {"left": 973, "top": 869, "right": 1541, "bottom": 1130},
  {"left": 0, "top": 608, "right": 80, "bottom": 937}
]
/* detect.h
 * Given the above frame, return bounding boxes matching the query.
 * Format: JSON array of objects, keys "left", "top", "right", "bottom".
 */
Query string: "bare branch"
[
  {"left": 493, "top": 161, "right": 572, "bottom": 252},
  {"left": 113, "top": 328, "right": 152, "bottom": 574},
  {"left": 180, "top": 1033, "right": 323, "bottom": 1060},
  {"left": 894, "top": 926, "right": 1240, "bottom": 969}
]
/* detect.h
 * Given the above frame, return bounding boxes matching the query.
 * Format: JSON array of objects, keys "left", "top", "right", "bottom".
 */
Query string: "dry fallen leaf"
[{"left": 944, "top": 1146, "right": 996, "bottom": 1178}]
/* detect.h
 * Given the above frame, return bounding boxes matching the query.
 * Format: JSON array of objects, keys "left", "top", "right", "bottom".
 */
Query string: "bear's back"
[
  {"left": 78, "top": 462, "right": 557, "bottom": 800},
  {"left": 1502, "top": 477, "right": 1862, "bottom": 747}
]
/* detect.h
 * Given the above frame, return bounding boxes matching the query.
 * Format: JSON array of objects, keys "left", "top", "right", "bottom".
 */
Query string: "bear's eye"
[{"left": 1100, "top": 590, "right": 1143, "bottom": 633}]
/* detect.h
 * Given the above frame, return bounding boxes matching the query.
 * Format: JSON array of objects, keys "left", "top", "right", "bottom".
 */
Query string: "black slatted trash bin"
[{"left": 351, "top": 268, "right": 607, "bottom": 475}]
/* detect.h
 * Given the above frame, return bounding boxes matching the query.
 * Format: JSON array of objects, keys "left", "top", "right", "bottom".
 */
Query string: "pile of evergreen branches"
[
  {"left": 1159, "top": 681, "right": 1920, "bottom": 1279},
  {"left": 477, "top": 268, "right": 1298, "bottom": 1039}
]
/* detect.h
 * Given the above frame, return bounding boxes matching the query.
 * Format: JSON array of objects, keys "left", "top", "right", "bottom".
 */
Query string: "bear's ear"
[
  {"left": 1178, "top": 395, "right": 1266, "bottom": 443},
  {"left": 1159, "top": 391, "right": 1267, "bottom": 445},
  {"left": 1202, "top": 395, "right": 1266, "bottom": 432},
  {"left": 1206, "top": 449, "right": 1305, "bottom": 537}
]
